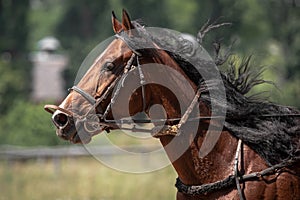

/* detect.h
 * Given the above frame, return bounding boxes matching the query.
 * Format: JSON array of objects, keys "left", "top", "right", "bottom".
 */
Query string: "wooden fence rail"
[{"left": 0, "top": 145, "right": 162, "bottom": 161}]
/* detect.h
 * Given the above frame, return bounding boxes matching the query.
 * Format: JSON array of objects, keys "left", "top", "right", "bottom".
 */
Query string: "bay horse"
[{"left": 45, "top": 10, "right": 300, "bottom": 199}]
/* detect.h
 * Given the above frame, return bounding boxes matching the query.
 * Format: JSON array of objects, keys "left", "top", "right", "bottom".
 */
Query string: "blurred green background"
[{"left": 0, "top": 0, "right": 299, "bottom": 199}]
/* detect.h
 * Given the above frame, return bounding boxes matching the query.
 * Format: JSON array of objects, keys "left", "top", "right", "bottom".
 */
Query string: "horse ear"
[
  {"left": 122, "top": 9, "right": 134, "bottom": 31},
  {"left": 112, "top": 11, "right": 123, "bottom": 34}
]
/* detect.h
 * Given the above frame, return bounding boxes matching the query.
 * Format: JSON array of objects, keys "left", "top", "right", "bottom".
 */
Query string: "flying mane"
[{"left": 124, "top": 21, "right": 300, "bottom": 166}]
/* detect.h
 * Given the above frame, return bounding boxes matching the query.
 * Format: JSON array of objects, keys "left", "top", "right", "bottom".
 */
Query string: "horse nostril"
[{"left": 53, "top": 113, "right": 69, "bottom": 128}]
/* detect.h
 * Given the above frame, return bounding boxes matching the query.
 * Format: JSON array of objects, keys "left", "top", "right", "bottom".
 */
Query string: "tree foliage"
[
  {"left": 0, "top": 0, "right": 31, "bottom": 115},
  {"left": 0, "top": 101, "right": 67, "bottom": 146},
  {"left": 0, "top": 0, "right": 29, "bottom": 55}
]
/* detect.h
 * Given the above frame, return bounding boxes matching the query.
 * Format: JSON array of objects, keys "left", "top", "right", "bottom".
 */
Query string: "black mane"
[
  {"left": 168, "top": 34, "right": 300, "bottom": 166},
  {"left": 127, "top": 22, "right": 300, "bottom": 166}
]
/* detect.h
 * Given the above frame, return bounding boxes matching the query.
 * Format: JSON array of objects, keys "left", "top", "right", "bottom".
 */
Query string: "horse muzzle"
[{"left": 44, "top": 104, "right": 94, "bottom": 144}]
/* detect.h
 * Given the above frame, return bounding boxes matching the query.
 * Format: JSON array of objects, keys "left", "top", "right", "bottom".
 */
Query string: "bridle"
[
  {"left": 44, "top": 32, "right": 300, "bottom": 199},
  {"left": 44, "top": 33, "right": 220, "bottom": 135},
  {"left": 44, "top": 29, "right": 300, "bottom": 132},
  {"left": 44, "top": 32, "right": 300, "bottom": 134},
  {"left": 44, "top": 51, "right": 222, "bottom": 136},
  {"left": 45, "top": 50, "right": 139, "bottom": 132}
]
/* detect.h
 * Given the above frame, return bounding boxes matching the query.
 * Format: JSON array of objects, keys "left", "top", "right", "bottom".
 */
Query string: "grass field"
[{"left": 0, "top": 157, "right": 177, "bottom": 200}]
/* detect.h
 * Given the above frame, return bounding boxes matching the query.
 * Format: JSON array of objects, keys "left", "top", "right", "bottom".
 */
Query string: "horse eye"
[{"left": 103, "top": 62, "right": 115, "bottom": 71}]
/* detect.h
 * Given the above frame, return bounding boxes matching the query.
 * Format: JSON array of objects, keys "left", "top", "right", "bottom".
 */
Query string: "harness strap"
[
  {"left": 175, "top": 157, "right": 297, "bottom": 196},
  {"left": 176, "top": 86, "right": 203, "bottom": 135},
  {"left": 175, "top": 175, "right": 235, "bottom": 195},
  {"left": 115, "top": 33, "right": 142, "bottom": 56},
  {"left": 44, "top": 104, "right": 75, "bottom": 116},
  {"left": 152, "top": 125, "right": 179, "bottom": 138},
  {"left": 69, "top": 86, "right": 96, "bottom": 105},
  {"left": 136, "top": 56, "right": 147, "bottom": 112},
  {"left": 234, "top": 139, "right": 245, "bottom": 200},
  {"left": 102, "top": 53, "right": 137, "bottom": 119}
]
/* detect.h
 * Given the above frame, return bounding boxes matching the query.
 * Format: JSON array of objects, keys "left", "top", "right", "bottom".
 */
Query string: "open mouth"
[
  {"left": 47, "top": 105, "right": 115, "bottom": 144},
  {"left": 56, "top": 128, "right": 92, "bottom": 144},
  {"left": 57, "top": 123, "right": 112, "bottom": 144}
]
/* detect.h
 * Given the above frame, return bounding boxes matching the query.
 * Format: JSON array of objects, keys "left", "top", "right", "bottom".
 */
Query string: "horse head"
[{"left": 44, "top": 10, "right": 197, "bottom": 144}]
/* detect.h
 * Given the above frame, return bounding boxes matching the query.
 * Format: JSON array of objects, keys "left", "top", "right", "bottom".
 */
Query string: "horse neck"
[
  {"left": 143, "top": 50, "right": 239, "bottom": 184},
  {"left": 154, "top": 87, "right": 238, "bottom": 185},
  {"left": 159, "top": 125, "right": 238, "bottom": 185}
]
